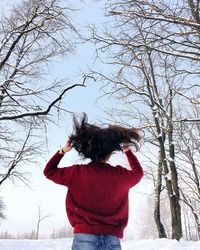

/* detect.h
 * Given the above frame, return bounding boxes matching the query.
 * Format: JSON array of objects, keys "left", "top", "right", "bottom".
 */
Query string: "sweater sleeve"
[
  {"left": 43, "top": 151, "right": 75, "bottom": 187},
  {"left": 124, "top": 149, "right": 144, "bottom": 187}
]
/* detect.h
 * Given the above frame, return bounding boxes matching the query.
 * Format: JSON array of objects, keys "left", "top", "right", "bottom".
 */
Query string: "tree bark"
[
  {"left": 154, "top": 153, "right": 167, "bottom": 238},
  {"left": 167, "top": 89, "right": 182, "bottom": 240}
]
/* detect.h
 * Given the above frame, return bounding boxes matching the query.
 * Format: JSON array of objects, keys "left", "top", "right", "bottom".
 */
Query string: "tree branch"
[{"left": 0, "top": 83, "right": 85, "bottom": 121}]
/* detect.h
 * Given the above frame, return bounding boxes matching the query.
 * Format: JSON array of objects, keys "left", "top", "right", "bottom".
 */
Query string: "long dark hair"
[{"left": 69, "top": 113, "right": 142, "bottom": 163}]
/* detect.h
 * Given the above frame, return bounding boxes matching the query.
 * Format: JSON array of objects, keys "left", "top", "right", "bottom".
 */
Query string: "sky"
[{"left": 0, "top": 0, "right": 154, "bottom": 240}]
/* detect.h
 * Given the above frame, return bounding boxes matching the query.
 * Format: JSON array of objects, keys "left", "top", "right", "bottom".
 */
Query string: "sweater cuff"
[
  {"left": 49, "top": 150, "right": 65, "bottom": 162},
  {"left": 124, "top": 149, "right": 132, "bottom": 156},
  {"left": 56, "top": 150, "right": 65, "bottom": 158}
]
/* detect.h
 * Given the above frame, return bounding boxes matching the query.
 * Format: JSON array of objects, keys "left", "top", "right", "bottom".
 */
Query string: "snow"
[
  {"left": 0, "top": 238, "right": 199, "bottom": 250},
  {"left": 152, "top": 105, "right": 158, "bottom": 111},
  {"left": 164, "top": 172, "right": 171, "bottom": 181},
  {"left": 168, "top": 157, "right": 175, "bottom": 162},
  {"left": 157, "top": 133, "right": 162, "bottom": 138}
]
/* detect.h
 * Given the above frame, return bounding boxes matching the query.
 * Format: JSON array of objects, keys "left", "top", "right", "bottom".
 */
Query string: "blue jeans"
[{"left": 72, "top": 233, "right": 122, "bottom": 250}]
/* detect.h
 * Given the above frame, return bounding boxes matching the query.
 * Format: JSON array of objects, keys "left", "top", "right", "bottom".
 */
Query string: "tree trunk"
[
  {"left": 154, "top": 153, "right": 167, "bottom": 238},
  {"left": 155, "top": 125, "right": 182, "bottom": 240},
  {"left": 168, "top": 89, "right": 182, "bottom": 240}
]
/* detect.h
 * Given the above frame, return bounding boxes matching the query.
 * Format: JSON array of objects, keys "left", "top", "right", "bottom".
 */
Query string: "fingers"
[
  {"left": 67, "top": 138, "right": 73, "bottom": 147},
  {"left": 120, "top": 143, "right": 130, "bottom": 151}
]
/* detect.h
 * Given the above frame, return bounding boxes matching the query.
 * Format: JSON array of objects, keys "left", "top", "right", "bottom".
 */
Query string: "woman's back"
[
  {"left": 43, "top": 113, "right": 144, "bottom": 249},
  {"left": 44, "top": 148, "right": 143, "bottom": 238}
]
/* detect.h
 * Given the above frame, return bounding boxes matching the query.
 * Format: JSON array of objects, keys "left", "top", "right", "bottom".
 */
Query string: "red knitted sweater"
[{"left": 44, "top": 149, "right": 143, "bottom": 238}]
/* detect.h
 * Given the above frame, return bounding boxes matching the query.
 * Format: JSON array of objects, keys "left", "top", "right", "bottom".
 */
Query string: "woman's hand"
[
  {"left": 120, "top": 142, "right": 130, "bottom": 152},
  {"left": 59, "top": 138, "right": 73, "bottom": 155}
]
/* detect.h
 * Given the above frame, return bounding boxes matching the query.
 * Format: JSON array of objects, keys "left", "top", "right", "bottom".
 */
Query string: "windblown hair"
[{"left": 69, "top": 113, "right": 142, "bottom": 163}]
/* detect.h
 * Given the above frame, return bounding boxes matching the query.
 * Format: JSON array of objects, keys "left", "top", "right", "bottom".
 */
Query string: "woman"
[{"left": 44, "top": 113, "right": 144, "bottom": 250}]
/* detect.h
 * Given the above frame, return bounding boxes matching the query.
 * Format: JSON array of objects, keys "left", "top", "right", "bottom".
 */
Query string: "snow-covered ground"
[{"left": 0, "top": 238, "right": 199, "bottom": 250}]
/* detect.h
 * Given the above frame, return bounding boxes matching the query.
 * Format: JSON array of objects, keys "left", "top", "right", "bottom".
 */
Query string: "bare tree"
[
  {"left": 0, "top": 0, "right": 84, "bottom": 186},
  {"left": 175, "top": 106, "right": 200, "bottom": 239},
  {"left": 35, "top": 206, "right": 51, "bottom": 239},
  {"left": 86, "top": 0, "right": 200, "bottom": 240}
]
